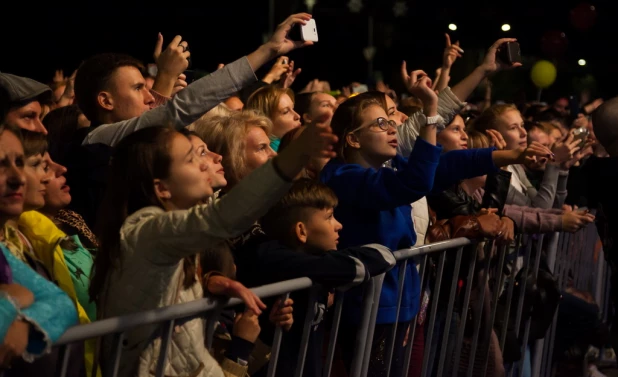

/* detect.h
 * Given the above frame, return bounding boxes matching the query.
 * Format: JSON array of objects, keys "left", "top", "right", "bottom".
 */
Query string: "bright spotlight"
[
  {"left": 448, "top": 23, "right": 457, "bottom": 31},
  {"left": 501, "top": 24, "right": 511, "bottom": 32},
  {"left": 578, "top": 59, "right": 587, "bottom": 66}
]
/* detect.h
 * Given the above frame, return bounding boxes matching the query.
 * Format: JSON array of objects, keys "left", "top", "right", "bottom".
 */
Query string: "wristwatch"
[{"left": 420, "top": 114, "right": 445, "bottom": 130}]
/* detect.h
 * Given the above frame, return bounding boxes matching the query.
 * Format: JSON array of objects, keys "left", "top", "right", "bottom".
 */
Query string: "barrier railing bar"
[
  {"left": 57, "top": 344, "right": 72, "bottom": 377},
  {"left": 154, "top": 320, "right": 175, "bottom": 377},
  {"left": 402, "top": 255, "right": 428, "bottom": 377},
  {"left": 420, "top": 250, "right": 446, "bottom": 377},
  {"left": 385, "top": 260, "right": 408, "bottom": 377},
  {"left": 436, "top": 247, "right": 464, "bottom": 377},
  {"left": 294, "top": 287, "right": 319, "bottom": 377},
  {"left": 267, "top": 293, "right": 290, "bottom": 377},
  {"left": 393, "top": 238, "right": 472, "bottom": 261},
  {"left": 104, "top": 332, "right": 125, "bottom": 377},
  {"left": 361, "top": 275, "right": 385, "bottom": 377},
  {"left": 56, "top": 278, "right": 313, "bottom": 345},
  {"left": 322, "top": 290, "right": 344, "bottom": 377},
  {"left": 450, "top": 247, "right": 477, "bottom": 377}
]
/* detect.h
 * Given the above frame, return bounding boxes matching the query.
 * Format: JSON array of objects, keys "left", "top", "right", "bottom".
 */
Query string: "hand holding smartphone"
[
  {"left": 288, "top": 19, "right": 318, "bottom": 42},
  {"left": 497, "top": 42, "right": 522, "bottom": 65}
]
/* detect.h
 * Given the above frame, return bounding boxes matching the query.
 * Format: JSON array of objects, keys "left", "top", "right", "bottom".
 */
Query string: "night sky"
[{"left": 1, "top": 0, "right": 614, "bottom": 103}]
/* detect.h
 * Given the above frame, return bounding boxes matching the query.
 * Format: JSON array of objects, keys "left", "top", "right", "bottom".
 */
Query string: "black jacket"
[{"left": 235, "top": 239, "right": 395, "bottom": 377}]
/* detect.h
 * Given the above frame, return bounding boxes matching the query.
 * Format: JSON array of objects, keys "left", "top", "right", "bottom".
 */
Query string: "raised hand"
[
  {"left": 443, "top": 34, "right": 463, "bottom": 69},
  {"left": 154, "top": 34, "right": 191, "bottom": 78},
  {"left": 266, "top": 13, "right": 314, "bottom": 56},
  {"left": 264, "top": 56, "right": 291, "bottom": 84},
  {"left": 481, "top": 38, "right": 522, "bottom": 74},
  {"left": 53, "top": 69, "right": 65, "bottom": 83},
  {"left": 281, "top": 60, "right": 302, "bottom": 89},
  {"left": 485, "top": 129, "right": 507, "bottom": 150},
  {"left": 401, "top": 63, "right": 438, "bottom": 106},
  {"left": 551, "top": 132, "right": 581, "bottom": 165},
  {"left": 172, "top": 73, "right": 188, "bottom": 96}
]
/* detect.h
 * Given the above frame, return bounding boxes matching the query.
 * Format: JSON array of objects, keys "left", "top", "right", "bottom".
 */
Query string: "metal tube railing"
[{"left": 48, "top": 230, "right": 606, "bottom": 377}]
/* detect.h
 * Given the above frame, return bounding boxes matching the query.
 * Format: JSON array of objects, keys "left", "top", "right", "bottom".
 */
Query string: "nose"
[
  {"left": 293, "top": 110, "right": 300, "bottom": 121},
  {"left": 461, "top": 130, "right": 469, "bottom": 140},
  {"left": 387, "top": 123, "right": 397, "bottom": 135},
  {"left": 267, "top": 147, "right": 277, "bottom": 158},
  {"left": 7, "top": 165, "right": 25, "bottom": 187},
  {"left": 34, "top": 118, "right": 48, "bottom": 135},
  {"left": 334, "top": 218, "right": 343, "bottom": 232},
  {"left": 398, "top": 111, "right": 408, "bottom": 124},
  {"left": 144, "top": 88, "right": 155, "bottom": 107},
  {"left": 209, "top": 151, "right": 223, "bottom": 164},
  {"left": 519, "top": 126, "right": 527, "bottom": 139}
]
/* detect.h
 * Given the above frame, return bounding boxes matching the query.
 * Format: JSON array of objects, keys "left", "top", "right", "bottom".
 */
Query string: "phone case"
[{"left": 301, "top": 19, "right": 319, "bottom": 42}]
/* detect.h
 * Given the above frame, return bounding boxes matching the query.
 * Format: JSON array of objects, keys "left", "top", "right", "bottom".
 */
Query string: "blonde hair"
[
  {"left": 186, "top": 103, "right": 233, "bottom": 131},
  {"left": 469, "top": 104, "right": 519, "bottom": 133},
  {"left": 467, "top": 130, "right": 491, "bottom": 149},
  {"left": 246, "top": 86, "right": 295, "bottom": 120},
  {"left": 193, "top": 110, "right": 273, "bottom": 187}
]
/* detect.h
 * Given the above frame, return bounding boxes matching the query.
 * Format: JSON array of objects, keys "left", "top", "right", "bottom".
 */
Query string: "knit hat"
[{"left": 0, "top": 73, "right": 52, "bottom": 108}]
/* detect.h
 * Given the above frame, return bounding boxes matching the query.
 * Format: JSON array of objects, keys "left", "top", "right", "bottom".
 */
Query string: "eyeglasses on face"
[{"left": 348, "top": 117, "right": 397, "bottom": 134}]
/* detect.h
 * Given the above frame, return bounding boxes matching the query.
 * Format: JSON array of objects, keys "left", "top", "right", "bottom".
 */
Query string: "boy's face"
[{"left": 300, "top": 207, "right": 343, "bottom": 252}]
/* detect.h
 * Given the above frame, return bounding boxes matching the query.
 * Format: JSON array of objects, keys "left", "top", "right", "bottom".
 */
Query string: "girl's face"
[
  {"left": 244, "top": 126, "right": 277, "bottom": 176},
  {"left": 495, "top": 110, "right": 528, "bottom": 150},
  {"left": 438, "top": 115, "right": 468, "bottom": 152},
  {"left": 188, "top": 135, "right": 227, "bottom": 190},
  {"left": 385, "top": 95, "right": 409, "bottom": 126},
  {"left": 156, "top": 133, "right": 213, "bottom": 210},
  {"left": 0, "top": 131, "right": 26, "bottom": 221},
  {"left": 349, "top": 104, "right": 398, "bottom": 166},
  {"left": 272, "top": 94, "right": 301, "bottom": 138},
  {"left": 23, "top": 153, "right": 51, "bottom": 211},
  {"left": 41, "top": 152, "right": 71, "bottom": 214}
]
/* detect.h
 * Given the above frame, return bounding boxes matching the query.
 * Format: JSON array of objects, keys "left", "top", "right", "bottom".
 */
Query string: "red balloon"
[
  {"left": 570, "top": 3, "right": 597, "bottom": 31},
  {"left": 540, "top": 30, "right": 568, "bottom": 58}
]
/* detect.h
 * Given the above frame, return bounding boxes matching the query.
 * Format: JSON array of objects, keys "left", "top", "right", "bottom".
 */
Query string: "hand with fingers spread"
[
  {"left": 269, "top": 298, "right": 294, "bottom": 331},
  {"left": 442, "top": 34, "right": 464, "bottom": 69},
  {"left": 400, "top": 63, "right": 438, "bottom": 110},
  {"left": 481, "top": 38, "right": 523, "bottom": 75},
  {"left": 205, "top": 275, "right": 267, "bottom": 315},
  {"left": 485, "top": 129, "right": 507, "bottom": 150},
  {"left": 53, "top": 69, "right": 66, "bottom": 83},
  {"left": 264, "top": 56, "right": 291, "bottom": 84},
  {"left": 551, "top": 132, "right": 581, "bottom": 165},
  {"left": 265, "top": 13, "right": 314, "bottom": 57},
  {"left": 233, "top": 310, "right": 261, "bottom": 343}
]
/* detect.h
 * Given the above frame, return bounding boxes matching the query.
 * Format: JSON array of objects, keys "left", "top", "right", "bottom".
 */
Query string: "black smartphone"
[
  {"left": 569, "top": 95, "right": 581, "bottom": 117},
  {"left": 497, "top": 42, "right": 522, "bottom": 65}
]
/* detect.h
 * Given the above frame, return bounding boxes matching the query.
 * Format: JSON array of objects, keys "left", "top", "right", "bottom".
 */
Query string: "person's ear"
[
  {"left": 97, "top": 91, "right": 114, "bottom": 112},
  {"left": 294, "top": 221, "right": 308, "bottom": 244},
  {"left": 302, "top": 112, "right": 312, "bottom": 124},
  {"left": 153, "top": 179, "right": 172, "bottom": 201},
  {"left": 346, "top": 132, "right": 361, "bottom": 149}
]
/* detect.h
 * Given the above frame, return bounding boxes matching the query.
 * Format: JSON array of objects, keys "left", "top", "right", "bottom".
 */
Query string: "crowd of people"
[{"left": 1, "top": 11, "right": 617, "bottom": 377}]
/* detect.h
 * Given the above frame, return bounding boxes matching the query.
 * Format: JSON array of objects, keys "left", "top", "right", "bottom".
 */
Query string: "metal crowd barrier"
[{"left": 50, "top": 225, "right": 606, "bottom": 377}]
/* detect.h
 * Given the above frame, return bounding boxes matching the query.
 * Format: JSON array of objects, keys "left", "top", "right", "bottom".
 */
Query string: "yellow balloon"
[{"left": 530, "top": 60, "right": 557, "bottom": 89}]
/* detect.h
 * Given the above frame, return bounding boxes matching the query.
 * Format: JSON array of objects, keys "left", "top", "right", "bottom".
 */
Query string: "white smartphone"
[{"left": 300, "top": 19, "right": 319, "bottom": 42}]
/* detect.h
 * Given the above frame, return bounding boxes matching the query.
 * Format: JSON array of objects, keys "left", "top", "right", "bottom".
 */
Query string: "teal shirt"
[
  {"left": 61, "top": 235, "right": 97, "bottom": 321},
  {"left": 270, "top": 137, "right": 281, "bottom": 152}
]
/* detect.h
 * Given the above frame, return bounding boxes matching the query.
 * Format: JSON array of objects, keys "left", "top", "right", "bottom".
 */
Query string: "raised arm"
[{"left": 84, "top": 13, "right": 315, "bottom": 147}]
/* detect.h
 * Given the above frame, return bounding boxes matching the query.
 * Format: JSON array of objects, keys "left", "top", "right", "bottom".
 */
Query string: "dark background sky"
[{"left": 0, "top": 0, "right": 614, "bottom": 103}]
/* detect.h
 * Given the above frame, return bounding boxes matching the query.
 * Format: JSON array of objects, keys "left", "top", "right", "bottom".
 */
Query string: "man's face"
[
  {"left": 5, "top": 101, "right": 47, "bottom": 134},
  {"left": 104, "top": 66, "right": 155, "bottom": 122},
  {"left": 554, "top": 98, "right": 569, "bottom": 116}
]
